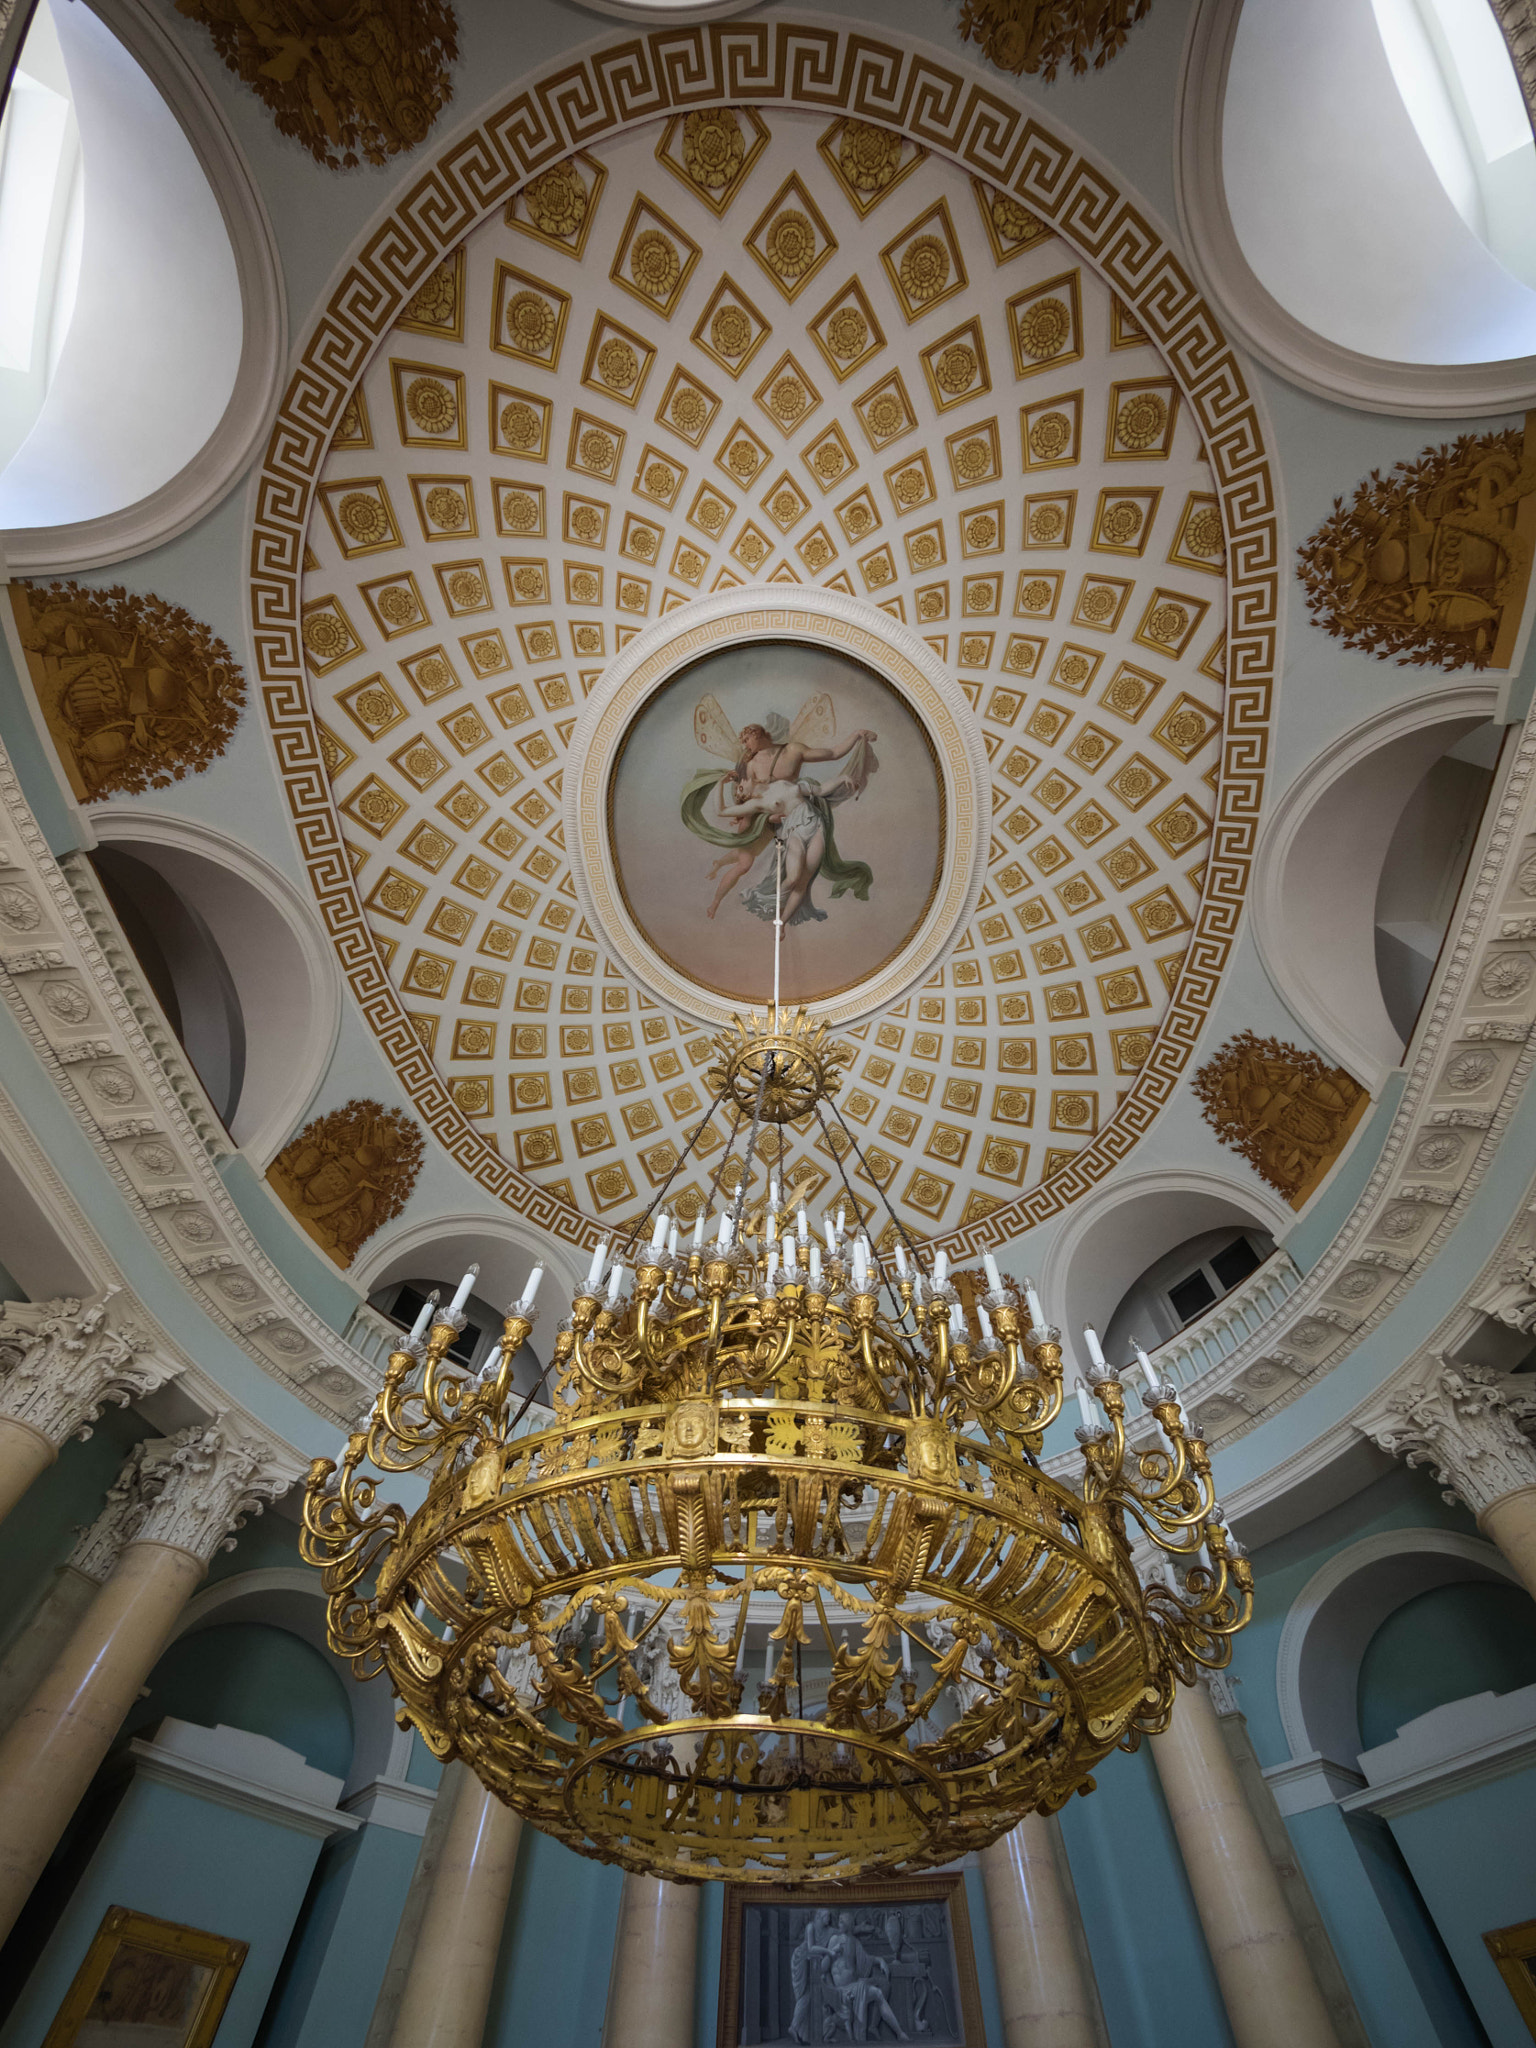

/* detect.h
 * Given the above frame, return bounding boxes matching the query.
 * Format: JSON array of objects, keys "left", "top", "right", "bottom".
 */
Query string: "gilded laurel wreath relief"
[
  {"left": 1192, "top": 1031, "right": 1368, "bottom": 1208},
  {"left": 1297, "top": 415, "right": 1536, "bottom": 671},
  {"left": 267, "top": 1099, "right": 424, "bottom": 1267},
  {"left": 8, "top": 581, "right": 245, "bottom": 802},
  {"left": 173, "top": 0, "right": 459, "bottom": 170}
]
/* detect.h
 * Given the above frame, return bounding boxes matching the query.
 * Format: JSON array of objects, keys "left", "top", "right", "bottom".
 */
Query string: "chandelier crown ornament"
[{"left": 303, "top": 859, "right": 1252, "bottom": 1885}]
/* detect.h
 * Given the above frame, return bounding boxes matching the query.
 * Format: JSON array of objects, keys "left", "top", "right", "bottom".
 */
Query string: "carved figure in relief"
[
  {"left": 1296, "top": 419, "right": 1536, "bottom": 670},
  {"left": 826, "top": 1911, "right": 908, "bottom": 2042},
  {"left": 686, "top": 695, "right": 880, "bottom": 925},
  {"left": 173, "top": 0, "right": 458, "bottom": 170},
  {"left": 1192, "top": 1031, "right": 1366, "bottom": 1205},
  {"left": 266, "top": 1098, "right": 424, "bottom": 1266},
  {"left": 957, "top": 0, "right": 1152, "bottom": 78},
  {"left": 9, "top": 582, "right": 244, "bottom": 802}
]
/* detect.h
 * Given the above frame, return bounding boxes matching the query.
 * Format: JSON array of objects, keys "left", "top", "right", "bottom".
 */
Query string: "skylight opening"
[{"left": 1371, "top": 0, "right": 1536, "bottom": 285}]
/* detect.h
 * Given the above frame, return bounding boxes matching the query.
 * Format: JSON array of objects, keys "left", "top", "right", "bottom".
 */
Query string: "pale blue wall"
[
  {"left": 0, "top": 1774, "right": 330, "bottom": 2048},
  {"left": 1358, "top": 1582, "right": 1536, "bottom": 1749},
  {"left": 125, "top": 1623, "right": 354, "bottom": 1779},
  {"left": 255, "top": 1820, "right": 421, "bottom": 2048},
  {"left": 486, "top": 1825, "right": 623, "bottom": 2048}
]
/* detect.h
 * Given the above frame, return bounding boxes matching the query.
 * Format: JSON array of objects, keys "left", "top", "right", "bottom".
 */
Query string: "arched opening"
[
  {"left": 357, "top": 1221, "right": 553, "bottom": 1397},
  {"left": 1223, "top": 0, "right": 1536, "bottom": 367},
  {"left": 127, "top": 1620, "right": 354, "bottom": 1781},
  {"left": 84, "top": 817, "right": 340, "bottom": 1161},
  {"left": 1100, "top": 1222, "right": 1277, "bottom": 1360},
  {"left": 1256, "top": 700, "right": 1501, "bottom": 1087},
  {"left": 1357, "top": 1578, "right": 1536, "bottom": 1750}
]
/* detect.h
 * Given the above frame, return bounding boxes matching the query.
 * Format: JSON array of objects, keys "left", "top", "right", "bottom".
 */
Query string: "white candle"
[
  {"left": 668, "top": 1223, "right": 679, "bottom": 1259},
  {"left": 983, "top": 1253, "right": 1003, "bottom": 1296},
  {"left": 449, "top": 1266, "right": 479, "bottom": 1318},
  {"left": 781, "top": 1239, "right": 797, "bottom": 1280},
  {"left": 1133, "top": 1341, "right": 1160, "bottom": 1392},
  {"left": 693, "top": 1212, "right": 706, "bottom": 1252},
  {"left": 770, "top": 1176, "right": 781, "bottom": 1211},
  {"left": 894, "top": 1243, "right": 909, "bottom": 1279},
  {"left": 797, "top": 1204, "right": 809, "bottom": 1245},
  {"left": 1025, "top": 1279, "right": 1045, "bottom": 1329},
  {"left": 586, "top": 1242, "right": 608, "bottom": 1292},
  {"left": 407, "top": 1294, "right": 437, "bottom": 1344},
  {"left": 1083, "top": 1325, "right": 1107, "bottom": 1370},
  {"left": 823, "top": 1214, "right": 837, "bottom": 1254},
  {"left": 765, "top": 1247, "right": 779, "bottom": 1289},
  {"left": 978, "top": 1305, "right": 995, "bottom": 1349},
  {"left": 836, "top": 1206, "right": 846, "bottom": 1241},
  {"left": 809, "top": 1244, "right": 823, "bottom": 1288},
  {"left": 650, "top": 1211, "right": 669, "bottom": 1253},
  {"left": 764, "top": 1638, "right": 774, "bottom": 1683},
  {"left": 514, "top": 1267, "right": 543, "bottom": 1314},
  {"left": 718, "top": 1211, "right": 734, "bottom": 1250},
  {"left": 933, "top": 1248, "right": 949, "bottom": 1287},
  {"left": 949, "top": 1300, "right": 967, "bottom": 1343},
  {"left": 852, "top": 1240, "right": 868, "bottom": 1290},
  {"left": 901, "top": 1626, "right": 912, "bottom": 1675},
  {"left": 1075, "top": 1380, "right": 1097, "bottom": 1429},
  {"left": 606, "top": 1262, "right": 624, "bottom": 1307}
]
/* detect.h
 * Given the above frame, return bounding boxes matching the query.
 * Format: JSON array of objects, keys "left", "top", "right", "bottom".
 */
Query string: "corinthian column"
[
  {"left": 1362, "top": 1357, "right": 1536, "bottom": 1599},
  {"left": 1151, "top": 1682, "right": 1342, "bottom": 2048},
  {"left": 0, "top": 1296, "right": 177, "bottom": 1524},
  {"left": 0, "top": 1439, "right": 161, "bottom": 1736},
  {"left": 980, "top": 1814, "right": 1100, "bottom": 2048},
  {"left": 385, "top": 1764, "right": 523, "bottom": 2048},
  {"left": 600, "top": 1873, "right": 700, "bottom": 2048},
  {"left": 0, "top": 1422, "right": 293, "bottom": 1942}
]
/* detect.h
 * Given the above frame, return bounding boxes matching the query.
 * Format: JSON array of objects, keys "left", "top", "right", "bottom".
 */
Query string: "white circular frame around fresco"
[{"left": 566, "top": 588, "right": 989, "bottom": 1030}]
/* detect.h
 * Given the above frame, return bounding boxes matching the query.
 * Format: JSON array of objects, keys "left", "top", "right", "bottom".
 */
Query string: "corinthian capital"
[
  {"left": 0, "top": 1294, "right": 179, "bottom": 1450},
  {"left": 1361, "top": 1357, "right": 1536, "bottom": 1518},
  {"left": 131, "top": 1423, "right": 298, "bottom": 1565}
]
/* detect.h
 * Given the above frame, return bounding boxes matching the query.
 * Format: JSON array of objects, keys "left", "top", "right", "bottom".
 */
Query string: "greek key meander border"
[
  {"left": 573, "top": 599, "right": 983, "bottom": 1027},
  {"left": 249, "top": 18, "right": 1277, "bottom": 1256}
]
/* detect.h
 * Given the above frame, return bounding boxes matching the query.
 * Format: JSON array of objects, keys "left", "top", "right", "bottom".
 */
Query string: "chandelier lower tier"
[{"left": 302, "top": 1013, "right": 1252, "bottom": 1886}]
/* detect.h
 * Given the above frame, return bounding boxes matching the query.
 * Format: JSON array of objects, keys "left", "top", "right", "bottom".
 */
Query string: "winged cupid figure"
[{"left": 680, "top": 692, "right": 880, "bottom": 927}]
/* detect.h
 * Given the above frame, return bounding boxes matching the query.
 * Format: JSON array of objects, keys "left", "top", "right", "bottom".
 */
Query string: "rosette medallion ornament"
[{"left": 304, "top": 1001, "right": 1251, "bottom": 1883}]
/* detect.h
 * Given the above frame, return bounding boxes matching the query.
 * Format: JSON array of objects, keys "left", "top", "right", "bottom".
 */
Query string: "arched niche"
[
  {"left": 168, "top": 1567, "right": 404, "bottom": 1799},
  {"left": 1276, "top": 1527, "right": 1527, "bottom": 1766},
  {"left": 0, "top": 0, "right": 284, "bottom": 571},
  {"left": 1038, "top": 1166, "right": 1291, "bottom": 1370},
  {"left": 353, "top": 1211, "right": 580, "bottom": 1385},
  {"left": 1253, "top": 689, "right": 1500, "bottom": 1090},
  {"left": 88, "top": 811, "right": 341, "bottom": 1164},
  {"left": 1177, "top": 0, "right": 1536, "bottom": 414}
]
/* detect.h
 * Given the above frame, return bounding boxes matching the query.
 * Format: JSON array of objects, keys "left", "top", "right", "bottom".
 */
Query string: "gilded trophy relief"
[
  {"left": 8, "top": 581, "right": 245, "bottom": 802},
  {"left": 267, "top": 1099, "right": 424, "bottom": 1267},
  {"left": 1193, "top": 1031, "right": 1368, "bottom": 1208},
  {"left": 173, "top": 0, "right": 458, "bottom": 171},
  {"left": 1297, "top": 414, "right": 1536, "bottom": 671},
  {"left": 956, "top": 0, "right": 1153, "bottom": 79}
]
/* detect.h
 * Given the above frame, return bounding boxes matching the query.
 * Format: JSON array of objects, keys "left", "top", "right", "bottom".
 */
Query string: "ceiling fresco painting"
[{"left": 271, "top": 35, "right": 1277, "bottom": 1254}]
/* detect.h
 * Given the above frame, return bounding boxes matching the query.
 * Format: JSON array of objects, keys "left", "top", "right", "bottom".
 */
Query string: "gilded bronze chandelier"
[{"left": 302, "top": 996, "right": 1253, "bottom": 1886}]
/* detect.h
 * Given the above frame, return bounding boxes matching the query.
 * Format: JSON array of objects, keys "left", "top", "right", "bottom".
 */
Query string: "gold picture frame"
[
  {"left": 717, "top": 1872, "right": 987, "bottom": 2046},
  {"left": 1486, "top": 1917, "right": 1536, "bottom": 2039},
  {"left": 43, "top": 1906, "right": 247, "bottom": 2048}
]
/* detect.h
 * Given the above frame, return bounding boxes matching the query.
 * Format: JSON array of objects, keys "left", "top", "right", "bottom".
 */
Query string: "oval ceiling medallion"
[{"left": 567, "top": 589, "right": 988, "bottom": 1026}]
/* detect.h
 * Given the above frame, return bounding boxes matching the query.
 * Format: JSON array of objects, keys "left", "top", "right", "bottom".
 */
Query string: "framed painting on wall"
[
  {"left": 42, "top": 1905, "right": 248, "bottom": 2047},
  {"left": 1486, "top": 1917, "right": 1536, "bottom": 2039},
  {"left": 717, "top": 1872, "right": 987, "bottom": 2046}
]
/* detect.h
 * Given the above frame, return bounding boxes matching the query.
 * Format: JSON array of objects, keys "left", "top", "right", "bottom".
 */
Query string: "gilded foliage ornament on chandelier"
[
  {"left": 1296, "top": 420, "right": 1536, "bottom": 672},
  {"left": 1192, "top": 1031, "right": 1367, "bottom": 1207},
  {"left": 8, "top": 581, "right": 244, "bottom": 803},
  {"left": 957, "top": 0, "right": 1153, "bottom": 79},
  {"left": 267, "top": 1099, "right": 424, "bottom": 1268},
  {"left": 174, "top": 0, "right": 458, "bottom": 170},
  {"left": 303, "top": 1012, "right": 1252, "bottom": 1887}
]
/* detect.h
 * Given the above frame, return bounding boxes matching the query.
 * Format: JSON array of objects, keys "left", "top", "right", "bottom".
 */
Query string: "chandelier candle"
[{"left": 302, "top": 1009, "right": 1252, "bottom": 1889}]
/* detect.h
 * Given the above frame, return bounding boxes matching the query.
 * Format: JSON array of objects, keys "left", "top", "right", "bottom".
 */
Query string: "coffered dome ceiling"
[{"left": 295, "top": 99, "right": 1238, "bottom": 1243}]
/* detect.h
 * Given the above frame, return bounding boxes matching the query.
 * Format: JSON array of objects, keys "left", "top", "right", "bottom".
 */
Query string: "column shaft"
[
  {"left": 601, "top": 1873, "right": 700, "bottom": 2048},
  {"left": 389, "top": 1767, "right": 522, "bottom": 2048},
  {"left": 0, "top": 1565, "right": 102, "bottom": 1738},
  {"left": 0, "top": 1416, "right": 55, "bottom": 1526},
  {"left": 0, "top": 1537, "right": 203, "bottom": 1941},
  {"left": 1480, "top": 1485, "right": 1536, "bottom": 1602},
  {"left": 980, "top": 1814, "right": 1099, "bottom": 2048},
  {"left": 1152, "top": 1684, "right": 1342, "bottom": 2048}
]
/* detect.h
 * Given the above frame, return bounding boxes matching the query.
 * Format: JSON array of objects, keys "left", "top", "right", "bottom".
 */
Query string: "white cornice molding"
[
  {"left": 1340, "top": 1723, "right": 1536, "bottom": 1819},
  {"left": 1175, "top": 0, "right": 1536, "bottom": 418},
  {"left": 0, "top": 739, "right": 376, "bottom": 1425},
  {"left": 0, "top": 0, "right": 287, "bottom": 574},
  {"left": 126, "top": 1737, "right": 359, "bottom": 1840}
]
